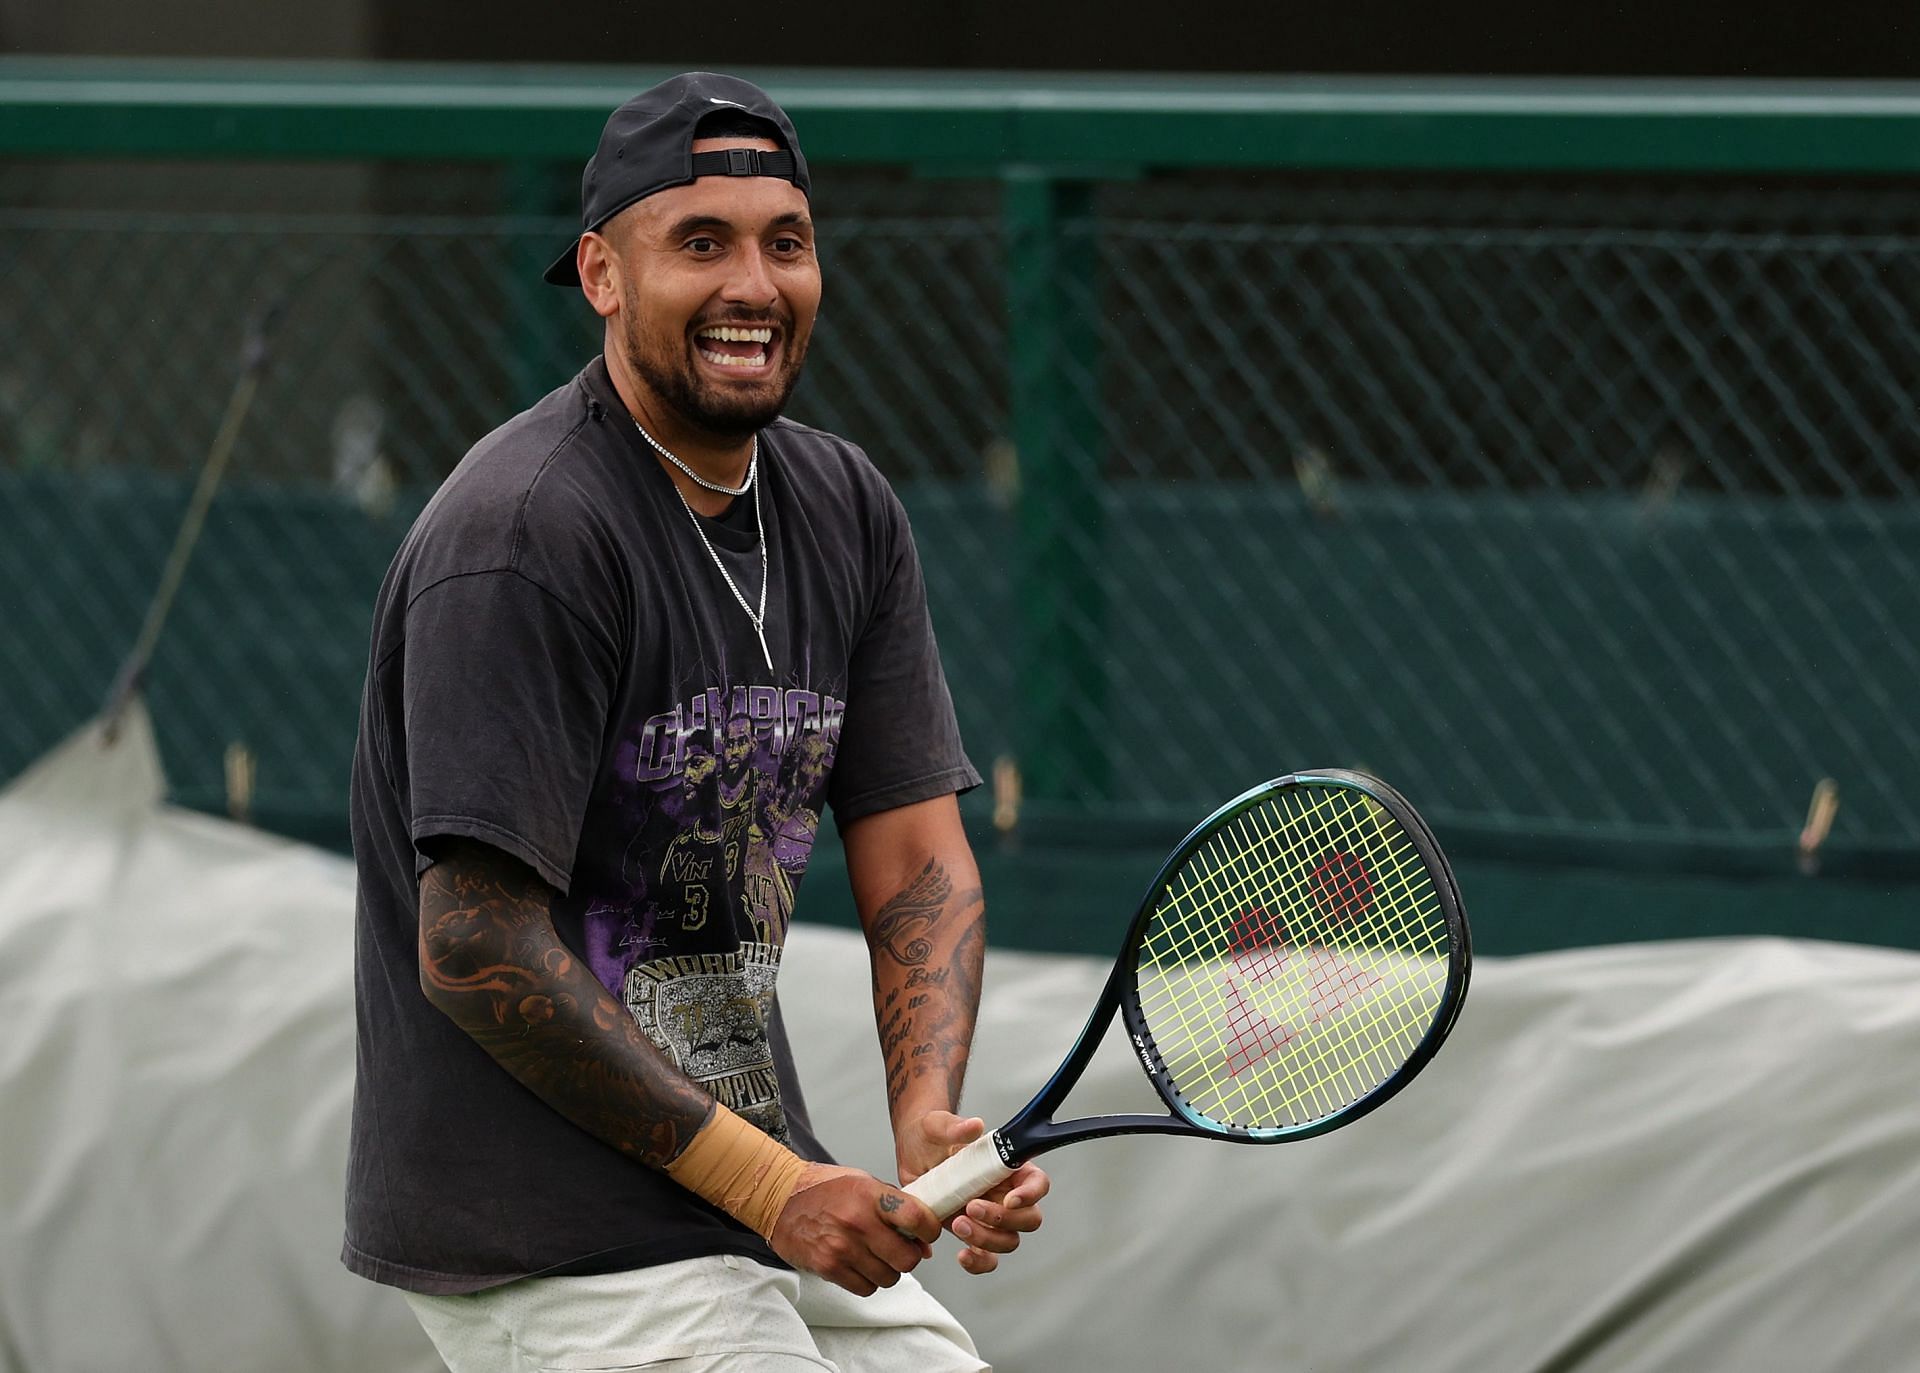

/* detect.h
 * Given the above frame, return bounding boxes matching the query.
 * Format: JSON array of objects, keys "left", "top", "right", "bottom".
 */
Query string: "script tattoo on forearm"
[
  {"left": 872, "top": 857, "right": 986, "bottom": 1113},
  {"left": 417, "top": 840, "right": 713, "bottom": 1167}
]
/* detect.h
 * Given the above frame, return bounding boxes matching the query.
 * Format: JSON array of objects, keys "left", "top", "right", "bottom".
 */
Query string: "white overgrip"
[{"left": 903, "top": 1132, "right": 1015, "bottom": 1221}]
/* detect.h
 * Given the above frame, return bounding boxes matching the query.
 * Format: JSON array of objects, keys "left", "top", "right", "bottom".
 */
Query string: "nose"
[{"left": 721, "top": 244, "right": 777, "bottom": 310}]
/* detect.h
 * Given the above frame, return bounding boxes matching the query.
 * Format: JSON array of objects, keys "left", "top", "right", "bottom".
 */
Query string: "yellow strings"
[{"left": 1134, "top": 787, "right": 1450, "bottom": 1130}]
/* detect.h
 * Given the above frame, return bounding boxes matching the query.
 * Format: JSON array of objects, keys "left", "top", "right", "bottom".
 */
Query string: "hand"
[
  {"left": 767, "top": 1163, "right": 942, "bottom": 1297},
  {"left": 898, "top": 1112, "right": 1049, "bottom": 1275}
]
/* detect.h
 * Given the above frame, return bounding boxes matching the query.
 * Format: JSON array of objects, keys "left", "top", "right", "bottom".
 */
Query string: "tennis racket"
[{"left": 904, "top": 768, "right": 1470, "bottom": 1219}]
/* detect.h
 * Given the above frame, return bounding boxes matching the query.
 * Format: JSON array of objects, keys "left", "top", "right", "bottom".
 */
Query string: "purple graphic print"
[
  {"left": 563, "top": 681, "right": 845, "bottom": 1141},
  {"left": 576, "top": 684, "right": 845, "bottom": 996}
]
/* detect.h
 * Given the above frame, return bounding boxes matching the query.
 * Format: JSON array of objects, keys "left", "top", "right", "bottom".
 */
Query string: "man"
[{"left": 343, "top": 72, "right": 1046, "bottom": 1372}]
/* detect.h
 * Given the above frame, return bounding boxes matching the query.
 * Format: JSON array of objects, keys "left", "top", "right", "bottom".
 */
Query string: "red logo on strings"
[
  {"left": 1221, "top": 906, "right": 1293, "bottom": 1076},
  {"left": 1219, "top": 904, "right": 1381, "bottom": 1077},
  {"left": 1309, "top": 851, "right": 1373, "bottom": 925}
]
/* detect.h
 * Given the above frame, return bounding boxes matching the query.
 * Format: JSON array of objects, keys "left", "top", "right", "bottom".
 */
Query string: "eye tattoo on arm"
[
  {"left": 870, "top": 857, "right": 950, "bottom": 966},
  {"left": 417, "top": 840, "right": 713, "bottom": 1167}
]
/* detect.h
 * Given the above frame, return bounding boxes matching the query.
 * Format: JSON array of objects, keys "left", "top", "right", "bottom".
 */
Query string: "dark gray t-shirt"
[{"left": 342, "top": 357, "right": 978, "bottom": 1294}]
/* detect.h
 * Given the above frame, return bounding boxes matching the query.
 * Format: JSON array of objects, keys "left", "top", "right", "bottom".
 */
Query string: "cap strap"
[{"left": 689, "top": 148, "right": 799, "bottom": 181}]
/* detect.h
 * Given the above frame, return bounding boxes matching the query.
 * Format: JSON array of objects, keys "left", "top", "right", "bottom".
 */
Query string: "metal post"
[{"left": 1003, "top": 171, "right": 1107, "bottom": 807}]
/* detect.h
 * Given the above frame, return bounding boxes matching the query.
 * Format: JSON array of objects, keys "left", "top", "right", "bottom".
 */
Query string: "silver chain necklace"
[
  {"left": 653, "top": 431, "right": 774, "bottom": 674},
  {"left": 634, "top": 416, "right": 757, "bottom": 496}
]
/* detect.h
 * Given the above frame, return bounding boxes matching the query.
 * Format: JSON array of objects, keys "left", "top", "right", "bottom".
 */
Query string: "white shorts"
[{"left": 403, "top": 1252, "right": 988, "bottom": 1373}]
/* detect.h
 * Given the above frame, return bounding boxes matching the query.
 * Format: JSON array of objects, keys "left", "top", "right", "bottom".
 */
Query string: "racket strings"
[
  {"left": 1133, "top": 785, "right": 1451, "bottom": 1131},
  {"left": 1142, "top": 808, "right": 1437, "bottom": 1127},
  {"left": 1143, "top": 793, "right": 1436, "bottom": 1039},
  {"left": 1147, "top": 824, "right": 1418, "bottom": 1122},
  {"left": 1165, "top": 794, "right": 1445, "bottom": 1125},
  {"left": 1184, "top": 793, "right": 1445, "bottom": 1125}
]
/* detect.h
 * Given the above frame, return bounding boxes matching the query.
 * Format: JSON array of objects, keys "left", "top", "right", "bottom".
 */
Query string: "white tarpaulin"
[
  {"left": 4, "top": 711, "right": 1918, "bottom": 1372},
  {"left": 0, "top": 705, "right": 440, "bottom": 1373}
]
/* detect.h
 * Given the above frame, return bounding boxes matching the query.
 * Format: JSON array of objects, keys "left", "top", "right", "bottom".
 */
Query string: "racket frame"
[{"left": 987, "top": 768, "right": 1471, "bottom": 1168}]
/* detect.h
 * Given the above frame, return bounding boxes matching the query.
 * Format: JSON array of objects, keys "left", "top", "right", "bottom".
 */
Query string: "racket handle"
[{"left": 903, "top": 1133, "right": 1015, "bottom": 1221}]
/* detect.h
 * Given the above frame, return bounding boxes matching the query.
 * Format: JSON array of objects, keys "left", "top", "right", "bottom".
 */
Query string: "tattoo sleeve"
[
  {"left": 867, "top": 855, "right": 987, "bottom": 1121},
  {"left": 417, "top": 838, "right": 714, "bottom": 1168}
]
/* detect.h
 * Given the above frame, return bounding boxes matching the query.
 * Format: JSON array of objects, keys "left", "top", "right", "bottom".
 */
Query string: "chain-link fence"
[
  {"left": 1040, "top": 177, "right": 1920, "bottom": 865},
  {"left": 4, "top": 151, "right": 1918, "bottom": 871}
]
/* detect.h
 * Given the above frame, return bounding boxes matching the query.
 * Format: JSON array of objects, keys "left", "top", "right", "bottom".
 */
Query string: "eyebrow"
[{"left": 661, "top": 211, "right": 814, "bottom": 240}]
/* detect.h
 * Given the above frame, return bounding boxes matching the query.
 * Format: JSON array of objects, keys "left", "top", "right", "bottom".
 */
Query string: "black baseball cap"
[{"left": 543, "top": 72, "right": 811, "bottom": 287}]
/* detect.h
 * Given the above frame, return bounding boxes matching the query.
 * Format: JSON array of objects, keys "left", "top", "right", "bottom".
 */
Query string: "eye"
[
  {"left": 684, "top": 236, "right": 722, "bottom": 255},
  {"left": 769, "top": 236, "right": 808, "bottom": 256}
]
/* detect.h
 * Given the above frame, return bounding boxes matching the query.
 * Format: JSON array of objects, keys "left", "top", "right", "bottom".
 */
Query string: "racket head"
[{"left": 1118, "top": 769, "right": 1470, "bottom": 1144}]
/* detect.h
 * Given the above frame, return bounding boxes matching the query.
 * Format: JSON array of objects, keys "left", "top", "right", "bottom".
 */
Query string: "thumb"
[{"left": 928, "top": 1112, "right": 986, "bottom": 1146}]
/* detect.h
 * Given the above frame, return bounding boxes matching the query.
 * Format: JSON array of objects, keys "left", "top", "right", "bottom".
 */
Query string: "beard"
[{"left": 620, "top": 283, "right": 809, "bottom": 439}]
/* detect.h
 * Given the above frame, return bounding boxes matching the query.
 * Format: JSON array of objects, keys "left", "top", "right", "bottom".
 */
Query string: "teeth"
[
  {"left": 698, "top": 326, "right": 773, "bottom": 343},
  {"left": 699, "top": 347, "right": 768, "bottom": 368}
]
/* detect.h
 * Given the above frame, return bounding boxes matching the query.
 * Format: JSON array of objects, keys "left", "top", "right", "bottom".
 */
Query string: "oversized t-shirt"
[{"left": 342, "top": 357, "right": 979, "bottom": 1294}]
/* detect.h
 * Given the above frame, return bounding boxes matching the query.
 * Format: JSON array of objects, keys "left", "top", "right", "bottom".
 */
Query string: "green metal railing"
[
  {"left": 9, "top": 61, "right": 1920, "bottom": 171},
  {"left": 5, "top": 59, "right": 1920, "bottom": 887}
]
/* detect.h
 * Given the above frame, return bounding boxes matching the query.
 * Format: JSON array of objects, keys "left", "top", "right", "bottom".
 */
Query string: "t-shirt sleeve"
[
  {"left": 397, "top": 568, "right": 617, "bottom": 892},
  {"left": 828, "top": 488, "right": 981, "bottom": 822}
]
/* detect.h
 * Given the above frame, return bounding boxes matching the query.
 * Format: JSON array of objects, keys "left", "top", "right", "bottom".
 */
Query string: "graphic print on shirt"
[
  {"left": 573, "top": 682, "right": 845, "bottom": 1141},
  {"left": 625, "top": 942, "right": 786, "bottom": 1136}
]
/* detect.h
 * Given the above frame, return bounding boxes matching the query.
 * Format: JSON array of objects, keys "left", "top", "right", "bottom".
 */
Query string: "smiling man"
[{"left": 342, "top": 73, "right": 1045, "bottom": 1372}]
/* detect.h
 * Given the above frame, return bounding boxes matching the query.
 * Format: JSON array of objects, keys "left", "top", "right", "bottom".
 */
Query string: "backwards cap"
[{"left": 543, "top": 72, "right": 810, "bottom": 287}]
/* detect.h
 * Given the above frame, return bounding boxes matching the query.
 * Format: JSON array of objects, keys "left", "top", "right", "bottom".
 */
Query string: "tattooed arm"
[
  {"left": 418, "top": 837, "right": 940, "bottom": 1293},
  {"left": 417, "top": 837, "right": 716, "bottom": 1164},
  {"left": 841, "top": 794, "right": 1048, "bottom": 1274}
]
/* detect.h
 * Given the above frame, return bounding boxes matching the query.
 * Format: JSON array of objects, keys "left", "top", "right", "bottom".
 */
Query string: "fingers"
[
  {"left": 821, "top": 1252, "right": 888, "bottom": 1297},
  {"left": 957, "top": 1244, "right": 999, "bottom": 1275},
  {"left": 950, "top": 1205, "right": 1025, "bottom": 1255},
  {"left": 818, "top": 1230, "right": 927, "bottom": 1296},
  {"left": 869, "top": 1203, "right": 936, "bottom": 1272},
  {"left": 769, "top": 1169, "right": 934, "bottom": 1297},
  {"left": 875, "top": 1187, "right": 943, "bottom": 1244},
  {"left": 814, "top": 1215, "right": 928, "bottom": 1297},
  {"left": 1004, "top": 1162, "right": 1052, "bottom": 1206},
  {"left": 949, "top": 1163, "right": 1048, "bottom": 1274},
  {"left": 829, "top": 1200, "right": 930, "bottom": 1288},
  {"left": 955, "top": 1196, "right": 1041, "bottom": 1242},
  {"left": 849, "top": 1245, "right": 905, "bottom": 1294},
  {"left": 960, "top": 1164, "right": 1048, "bottom": 1240}
]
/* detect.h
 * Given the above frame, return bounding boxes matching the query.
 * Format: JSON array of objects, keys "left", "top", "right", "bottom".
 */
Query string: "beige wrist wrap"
[{"left": 664, "top": 1102, "right": 809, "bottom": 1240}]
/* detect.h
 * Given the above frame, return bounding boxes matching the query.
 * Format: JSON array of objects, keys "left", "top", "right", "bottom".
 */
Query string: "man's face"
[
  {"left": 723, "top": 717, "right": 755, "bottom": 770},
  {"left": 607, "top": 138, "right": 820, "bottom": 437}
]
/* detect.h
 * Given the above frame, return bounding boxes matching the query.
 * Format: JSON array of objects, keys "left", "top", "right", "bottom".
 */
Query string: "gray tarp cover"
[{"left": 3, "top": 710, "right": 1917, "bottom": 1372}]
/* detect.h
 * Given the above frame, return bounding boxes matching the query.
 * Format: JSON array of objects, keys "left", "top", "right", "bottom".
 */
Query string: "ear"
[{"left": 577, "top": 231, "right": 622, "bottom": 320}]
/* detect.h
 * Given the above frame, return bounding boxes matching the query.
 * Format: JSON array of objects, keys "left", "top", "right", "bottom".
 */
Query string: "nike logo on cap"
[{"left": 706, "top": 98, "right": 747, "bottom": 108}]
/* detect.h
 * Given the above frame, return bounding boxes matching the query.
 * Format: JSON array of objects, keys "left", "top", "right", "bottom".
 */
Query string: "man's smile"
[{"left": 694, "top": 323, "right": 778, "bottom": 371}]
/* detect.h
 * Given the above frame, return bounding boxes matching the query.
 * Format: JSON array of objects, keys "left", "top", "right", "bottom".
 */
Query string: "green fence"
[{"left": 5, "top": 62, "right": 1920, "bottom": 927}]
